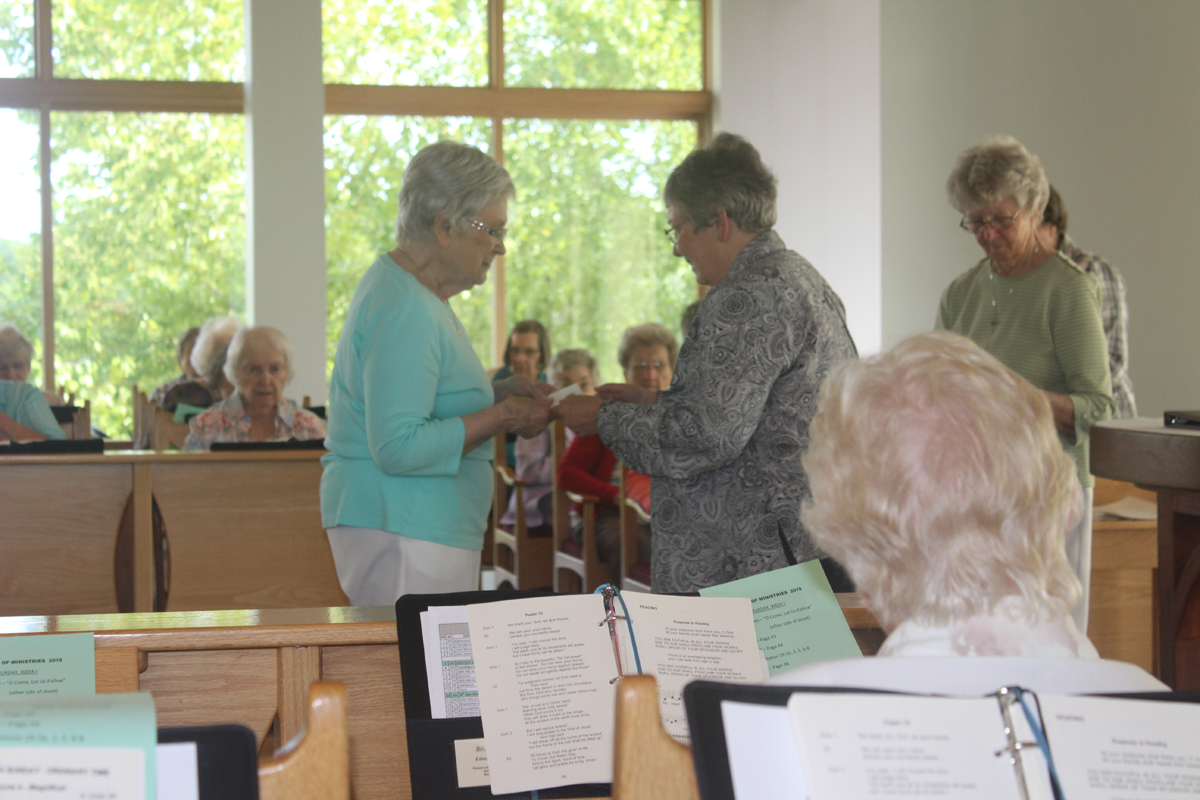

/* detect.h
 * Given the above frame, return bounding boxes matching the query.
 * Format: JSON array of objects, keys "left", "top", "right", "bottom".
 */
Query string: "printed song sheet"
[
  {"left": 788, "top": 693, "right": 1020, "bottom": 800},
  {"left": 621, "top": 593, "right": 764, "bottom": 741},
  {"left": 1039, "top": 694, "right": 1200, "bottom": 799},
  {"left": 468, "top": 594, "right": 616, "bottom": 795},
  {"left": 419, "top": 605, "right": 479, "bottom": 719}
]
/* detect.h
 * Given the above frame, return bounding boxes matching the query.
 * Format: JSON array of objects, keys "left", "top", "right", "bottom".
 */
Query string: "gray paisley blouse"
[{"left": 597, "top": 231, "right": 857, "bottom": 593}]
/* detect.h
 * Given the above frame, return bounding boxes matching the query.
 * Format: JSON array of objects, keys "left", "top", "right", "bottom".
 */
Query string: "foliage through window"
[{"left": 0, "top": 0, "right": 708, "bottom": 438}]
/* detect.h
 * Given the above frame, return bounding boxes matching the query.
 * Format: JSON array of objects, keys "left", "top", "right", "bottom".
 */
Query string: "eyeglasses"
[
  {"left": 465, "top": 218, "right": 508, "bottom": 241},
  {"left": 631, "top": 360, "right": 667, "bottom": 372},
  {"left": 663, "top": 218, "right": 715, "bottom": 246},
  {"left": 960, "top": 213, "right": 1020, "bottom": 234}
]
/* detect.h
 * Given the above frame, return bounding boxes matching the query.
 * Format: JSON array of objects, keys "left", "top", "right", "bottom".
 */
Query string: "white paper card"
[
  {"left": 155, "top": 742, "right": 199, "bottom": 800},
  {"left": 0, "top": 746, "right": 144, "bottom": 799},
  {"left": 453, "top": 738, "right": 490, "bottom": 788},
  {"left": 547, "top": 383, "right": 583, "bottom": 405},
  {"left": 721, "top": 701, "right": 808, "bottom": 800}
]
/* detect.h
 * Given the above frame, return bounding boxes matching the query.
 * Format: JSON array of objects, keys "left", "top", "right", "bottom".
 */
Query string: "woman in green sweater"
[{"left": 936, "top": 135, "right": 1114, "bottom": 635}]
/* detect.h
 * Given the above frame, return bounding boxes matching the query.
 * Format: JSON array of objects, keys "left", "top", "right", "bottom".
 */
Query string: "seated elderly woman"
[
  {"left": 161, "top": 316, "right": 241, "bottom": 412},
  {"left": 557, "top": 323, "right": 674, "bottom": 576},
  {"left": 771, "top": 331, "right": 1163, "bottom": 694},
  {"left": 500, "top": 348, "right": 599, "bottom": 532},
  {"left": 0, "top": 379, "right": 67, "bottom": 441},
  {"left": 183, "top": 325, "right": 326, "bottom": 450},
  {"left": 0, "top": 323, "right": 64, "bottom": 406},
  {"left": 150, "top": 326, "right": 202, "bottom": 406}
]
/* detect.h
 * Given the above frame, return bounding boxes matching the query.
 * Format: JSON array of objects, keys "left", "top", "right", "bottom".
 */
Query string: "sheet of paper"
[
  {"left": 0, "top": 692, "right": 157, "bottom": 799},
  {"left": 701, "top": 561, "right": 862, "bottom": 676},
  {"left": 1040, "top": 694, "right": 1200, "bottom": 799},
  {"left": 548, "top": 383, "right": 583, "bottom": 405},
  {"left": 621, "top": 592, "right": 764, "bottom": 741},
  {"left": 156, "top": 742, "right": 199, "bottom": 800},
  {"left": 788, "top": 693, "right": 1020, "bottom": 800},
  {"left": 469, "top": 593, "right": 616, "bottom": 795},
  {"left": 0, "top": 633, "right": 96, "bottom": 698},
  {"left": 419, "top": 606, "right": 479, "bottom": 719},
  {"left": 721, "top": 700, "right": 809, "bottom": 800},
  {"left": 453, "top": 737, "right": 490, "bottom": 788}
]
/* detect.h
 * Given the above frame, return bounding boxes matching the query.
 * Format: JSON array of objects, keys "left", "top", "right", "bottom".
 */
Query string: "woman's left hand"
[
  {"left": 559, "top": 395, "right": 604, "bottom": 437},
  {"left": 494, "top": 376, "right": 553, "bottom": 403}
]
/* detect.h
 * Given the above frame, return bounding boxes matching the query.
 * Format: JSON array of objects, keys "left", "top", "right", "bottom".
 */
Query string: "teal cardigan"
[
  {"left": 321, "top": 254, "right": 494, "bottom": 550},
  {"left": 0, "top": 381, "right": 67, "bottom": 440}
]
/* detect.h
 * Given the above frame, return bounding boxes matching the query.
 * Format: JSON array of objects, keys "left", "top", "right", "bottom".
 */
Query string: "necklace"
[{"left": 989, "top": 241, "right": 1044, "bottom": 327}]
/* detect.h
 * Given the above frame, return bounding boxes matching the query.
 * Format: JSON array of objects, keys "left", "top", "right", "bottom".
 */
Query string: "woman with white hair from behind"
[
  {"left": 184, "top": 325, "right": 325, "bottom": 450},
  {"left": 770, "top": 331, "right": 1164, "bottom": 694}
]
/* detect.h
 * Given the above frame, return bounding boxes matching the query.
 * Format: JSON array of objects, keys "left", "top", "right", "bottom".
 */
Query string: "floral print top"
[{"left": 184, "top": 392, "right": 326, "bottom": 450}]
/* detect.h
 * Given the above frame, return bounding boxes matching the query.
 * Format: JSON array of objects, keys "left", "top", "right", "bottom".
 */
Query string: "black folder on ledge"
[{"left": 395, "top": 590, "right": 610, "bottom": 800}]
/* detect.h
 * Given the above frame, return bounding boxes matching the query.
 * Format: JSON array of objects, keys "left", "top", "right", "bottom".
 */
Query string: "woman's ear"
[{"left": 433, "top": 215, "right": 455, "bottom": 247}]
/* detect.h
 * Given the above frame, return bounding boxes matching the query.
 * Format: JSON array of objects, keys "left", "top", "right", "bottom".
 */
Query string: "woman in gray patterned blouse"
[{"left": 560, "top": 133, "right": 857, "bottom": 593}]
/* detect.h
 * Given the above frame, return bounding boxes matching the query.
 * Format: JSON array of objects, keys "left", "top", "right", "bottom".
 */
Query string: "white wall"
[
  {"left": 881, "top": 0, "right": 1200, "bottom": 416},
  {"left": 715, "top": 0, "right": 883, "bottom": 355},
  {"left": 244, "top": 0, "right": 328, "bottom": 404}
]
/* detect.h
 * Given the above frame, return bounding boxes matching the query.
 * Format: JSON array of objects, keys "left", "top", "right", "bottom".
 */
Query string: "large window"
[
  {"left": 0, "top": 1, "right": 708, "bottom": 437},
  {"left": 0, "top": 0, "right": 245, "bottom": 436},
  {"left": 322, "top": 0, "right": 708, "bottom": 382}
]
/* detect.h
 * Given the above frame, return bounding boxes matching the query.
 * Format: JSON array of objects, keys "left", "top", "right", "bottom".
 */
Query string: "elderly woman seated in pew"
[
  {"left": 771, "top": 331, "right": 1164, "bottom": 694},
  {"left": 150, "top": 325, "right": 202, "bottom": 406},
  {"left": 161, "top": 316, "right": 241, "bottom": 413},
  {"left": 184, "top": 325, "right": 326, "bottom": 450},
  {"left": 0, "top": 323, "right": 64, "bottom": 406},
  {"left": 0, "top": 378, "right": 67, "bottom": 441}
]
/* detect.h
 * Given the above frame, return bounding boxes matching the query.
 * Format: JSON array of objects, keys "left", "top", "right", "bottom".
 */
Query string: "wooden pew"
[
  {"left": 0, "top": 450, "right": 347, "bottom": 616},
  {"left": 0, "top": 598, "right": 883, "bottom": 800}
]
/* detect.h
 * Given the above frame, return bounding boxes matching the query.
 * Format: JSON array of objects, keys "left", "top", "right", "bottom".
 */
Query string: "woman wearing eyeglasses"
[
  {"left": 557, "top": 323, "right": 677, "bottom": 577},
  {"left": 559, "top": 133, "right": 858, "bottom": 594},
  {"left": 936, "top": 135, "right": 1113, "bottom": 633},
  {"left": 321, "top": 140, "right": 554, "bottom": 605}
]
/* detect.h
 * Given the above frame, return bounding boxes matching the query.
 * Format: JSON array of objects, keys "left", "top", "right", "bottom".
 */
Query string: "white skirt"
[{"left": 325, "top": 526, "right": 481, "bottom": 607}]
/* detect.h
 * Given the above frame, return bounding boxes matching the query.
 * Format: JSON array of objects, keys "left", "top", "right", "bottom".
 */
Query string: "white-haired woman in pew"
[
  {"left": 184, "top": 326, "right": 326, "bottom": 450},
  {"left": 770, "top": 331, "right": 1163, "bottom": 694}
]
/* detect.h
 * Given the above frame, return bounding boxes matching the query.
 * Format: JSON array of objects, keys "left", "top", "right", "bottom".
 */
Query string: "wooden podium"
[{"left": 1091, "top": 418, "right": 1200, "bottom": 689}]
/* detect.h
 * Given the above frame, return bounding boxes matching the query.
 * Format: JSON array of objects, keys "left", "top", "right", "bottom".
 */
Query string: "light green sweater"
[
  {"left": 321, "top": 254, "right": 494, "bottom": 550},
  {"left": 936, "top": 253, "right": 1114, "bottom": 487}
]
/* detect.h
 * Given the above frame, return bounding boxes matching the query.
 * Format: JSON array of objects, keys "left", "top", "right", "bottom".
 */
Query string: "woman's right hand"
[{"left": 502, "top": 394, "right": 556, "bottom": 439}]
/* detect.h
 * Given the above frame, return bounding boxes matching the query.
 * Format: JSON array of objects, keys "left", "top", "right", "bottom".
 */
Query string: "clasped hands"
[{"left": 495, "top": 377, "right": 657, "bottom": 439}]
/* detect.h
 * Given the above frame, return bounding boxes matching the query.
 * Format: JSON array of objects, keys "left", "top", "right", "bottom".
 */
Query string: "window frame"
[{"left": 0, "top": 0, "right": 711, "bottom": 387}]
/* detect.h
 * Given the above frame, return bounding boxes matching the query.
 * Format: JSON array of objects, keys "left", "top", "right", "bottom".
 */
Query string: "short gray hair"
[
  {"left": 395, "top": 140, "right": 515, "bottom": 247},
  {"left": 801, "top": 331, "right": 1080, "bottom": 631},
  {"left": 664, "top": 132, "right": 777, "bottom": 232},
  {"left": 191, "top": 316, "right": 242, "bottom": 377},
  {"left": 549, "top": 348, "right": 599, "bottom": 387},
  {"left": 946, "top": 135, "right": 1049, "bottom": 216},
  {"left": 224, "top": 325, "right": 295, "bottom": 388},
  {"left": 0, "top": 323, "right": 33, "bottom": 362},
  {"left": 617, "top": 323, "right": 679, "bottom": 371}
]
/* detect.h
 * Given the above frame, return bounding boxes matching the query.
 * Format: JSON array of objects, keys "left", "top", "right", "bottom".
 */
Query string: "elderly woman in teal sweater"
[
  {"left": 936, "top": 135, "right": 1113, "bottom": 634},
  {"left": 321, "top": 141, "right": 554, "bottom": 606},
  {"left": 0, "top": 380, "right": 66, "bottom": 441}
]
